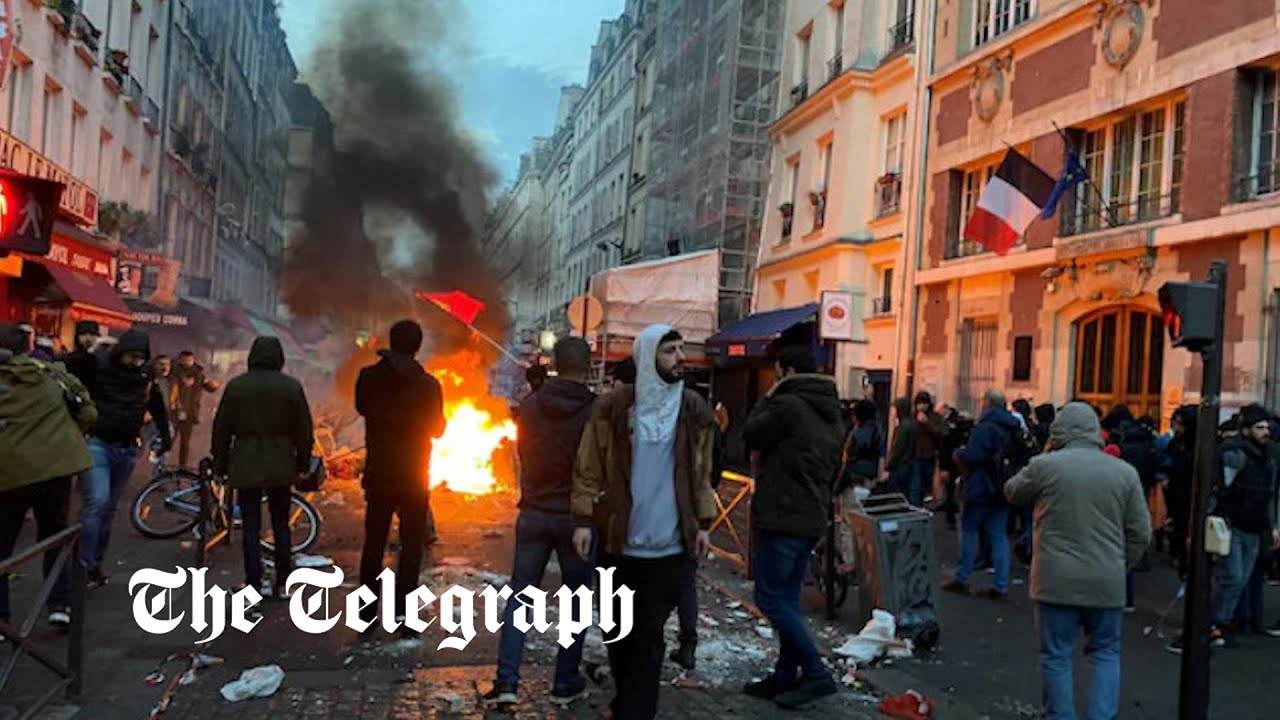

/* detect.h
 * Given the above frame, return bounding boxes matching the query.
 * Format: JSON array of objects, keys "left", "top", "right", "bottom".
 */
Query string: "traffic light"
[
  {"left": 0, "top": 170, "right": 64, "bottom": 256},
  {"left": 1158, "top": 281, "right": 1218, "bottom": 350}
]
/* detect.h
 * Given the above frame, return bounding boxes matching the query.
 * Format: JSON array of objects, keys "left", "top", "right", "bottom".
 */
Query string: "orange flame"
[{"left": 424, "top": 350, "right": 517, "bottom": 496}]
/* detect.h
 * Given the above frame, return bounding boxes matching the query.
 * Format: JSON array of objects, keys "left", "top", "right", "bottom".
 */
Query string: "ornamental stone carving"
[
  {"left": 1096, "top": 0, "right": 1152, "bottom": 69},
  {"left": 971, "top": 50, "right": 1013, "bottom": 123}
]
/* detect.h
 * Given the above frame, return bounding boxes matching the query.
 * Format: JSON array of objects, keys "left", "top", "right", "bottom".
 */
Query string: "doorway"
[{"left": 1074, "top": 306, "right": 1164, "bottom": 419}]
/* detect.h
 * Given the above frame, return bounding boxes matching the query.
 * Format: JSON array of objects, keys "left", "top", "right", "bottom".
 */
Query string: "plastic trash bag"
[
  {"left": 219, "top": 664, "right": 285, "bottom": 702},
  {"left": 832, "top": 609, "right": 897, "bottom": 663}
]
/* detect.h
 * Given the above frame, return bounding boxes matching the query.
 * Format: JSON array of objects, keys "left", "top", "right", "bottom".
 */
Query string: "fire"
[{"left": 424, "top": 350, "right": 518, "bottom": 496}]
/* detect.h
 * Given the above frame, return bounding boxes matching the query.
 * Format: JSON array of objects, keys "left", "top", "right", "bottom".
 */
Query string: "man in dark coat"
[
  {"left": 741, "top": 346, "right": 844, "bottom": 709},
  {"left": 173, "top": 350, "right": 221, "bottom": 468},
  {"left": 355, "top": 320, "right": 445, "bottom": 625},
  {"left": 943, "top": 389, "right": 1022, "bottom": 598},
  {"left": 77, "top": 330, "right": 171, "bottom": 587},
  {"left": 212, "top": 337, "right": 314, "bottom": 596},
  {"left": 60, "top": 320, "right": 101, "bottom": 386},
  {"left": 485, "top": 337, "right": 597, "bottom": 708}
]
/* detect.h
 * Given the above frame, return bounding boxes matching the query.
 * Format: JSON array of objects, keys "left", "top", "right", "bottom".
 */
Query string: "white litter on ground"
[
  {"left": 320, "top": 493, "right": 347, "bottom": 507},
  {"left": 294, "top": 554, "right": 334, "bottom": 568},
  {"left": 219, "top": 665, "right": 285, "bottom": 702},
  {"left": 754, "top": 625, "right": 774, "bottom": 640},
  {"left": 833, "top": 609, "right": 899, "bottom": 663},
  {"left": 437, "top": 692, "right": 466, "bottom": 713}
]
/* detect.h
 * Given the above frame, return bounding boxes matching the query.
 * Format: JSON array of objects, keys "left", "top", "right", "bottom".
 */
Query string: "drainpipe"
[
  {"left": 896, "top": 0, "right": 938, "bottom": 400},
  {"left": 156, "top": 0, "right": 175, "bottom": 257}
]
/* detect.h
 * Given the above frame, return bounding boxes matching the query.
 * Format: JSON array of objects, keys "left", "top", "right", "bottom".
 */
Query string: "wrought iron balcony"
[
  {"left": 71, "top": 11, "right": 102, "bottom": 54},
  {"left": 790, "top": 81, "right": 809, "bottom": 108},
  {"left": 143, "top": 97, "right": 161, "bottom": 128},
  {"left": 125, "top": 75, "right": 145, "bottom": 112},
  {"left": 104, "top": 50, "right": 128, "bottom": 88},
  {"left": 827, "top": 53, "right": 843, "bottom": 81},
  {"left": 889, "top": 14, "right": 914, "bottom": 52},
  {"left": 875, "top": 173, "right": 902, "bottom": 218},
  {"left": 1059, "top": 192, "right": 1179, "bottom": 237},
  {"left": 872, "top": 296, "right": 893, "bottom": 316},
  {"left": 1233, "top": 167, "right": 1280, "bottom": 202}
]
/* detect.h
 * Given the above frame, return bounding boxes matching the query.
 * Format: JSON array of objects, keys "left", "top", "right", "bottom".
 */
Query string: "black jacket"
[
  {"left": 79, "top": 331, "right": 170, "bottom": 447},
  {"left": 1218, "top": 436, "right": 1277, "bottom": 534},
  {"left": 743, "top": 374, "right": 845, "bottom": 539},
  {"left": 516, "top": 377, "right": 596, "bottom": 514},
  {"left": 355, "top": 349, "right": 445, "bottom": 494}
]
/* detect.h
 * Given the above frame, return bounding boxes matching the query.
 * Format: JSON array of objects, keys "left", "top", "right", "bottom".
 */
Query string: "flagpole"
[
  {"left": 1051, "top": 121, "right": 1118, "bottom": 228},
  {"left": 417, "top": 294, "right": 528, "bottom": 367}
]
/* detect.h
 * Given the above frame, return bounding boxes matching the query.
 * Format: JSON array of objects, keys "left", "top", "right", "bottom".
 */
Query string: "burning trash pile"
[{"left": 423, "top": 349, "right": 517, "bottom": 496}]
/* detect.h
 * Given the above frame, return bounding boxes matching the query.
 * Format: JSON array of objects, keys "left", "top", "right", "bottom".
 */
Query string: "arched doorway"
[{"left": 1074, "top": 306, "right": 1164, "bottom": 419}]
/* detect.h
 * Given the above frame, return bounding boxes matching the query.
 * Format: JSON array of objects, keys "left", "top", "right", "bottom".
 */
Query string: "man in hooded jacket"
[
  {"left": 212, "top": 337, "right": 314, "bottom": 596},
  {"left": 1005, "top": 402, "right": 1151, "bottom": 719},
  {"left": 943, "top": 389, "right": 1022, "bottom": 598},
  {"left": 77, "top": 329, "right": 171, "bottom": 586},
  {"left": 485, "top": 337, "right": 597, "bottom": 708},
  {"left": 0, "top": 324, "right": 98, "bottom": 628},
  {"left": 355, "top": 320, "right": 445, "bottom": 625},
  {"left": 741, "top": 345, "right": 845, "bottom": 709},
  {"left": 571, "top": 324, "right": 716, "bottom": 720}
]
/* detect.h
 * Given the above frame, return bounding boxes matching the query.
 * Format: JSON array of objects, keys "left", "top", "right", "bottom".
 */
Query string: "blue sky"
[{"left": 278, "top": 0, "right": 625, "bottom": 186}]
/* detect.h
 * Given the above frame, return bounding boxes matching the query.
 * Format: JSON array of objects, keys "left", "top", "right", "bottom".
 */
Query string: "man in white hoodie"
[{"left": 572, "top": 325, "right": 718, "bottom": 720}]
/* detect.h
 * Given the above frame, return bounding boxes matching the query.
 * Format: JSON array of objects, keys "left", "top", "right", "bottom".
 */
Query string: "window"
[
  {"left": 1246, "top": 67, "right": 1280, "bottom": 197},
  {"left": 830, "top": 2, "right": 845, "bottom": 78},
  {"left": 1013, "top": 336, "right": 1033, "bottom": 382},
  {"left": 891, "top": 0, "right": 914, "bottom": 50},
  {"left": 69, "top": 105, "right": 84, "bottom": 177},
  {"left": 882, "top": 268, "right": 894, "bottom": 307},
  {"left": 1064, "top": 100, "right": 1185, "bottom": 235},
  {"left": 951, "top": 162, "right": 997, "bottom": 257},
  {"left": 973, "top": 0, "right": 1035, "bottom": 49},
  {"left": 819, "top": 142, "right": 833, "bottom": 189},
  {"left": 793, "top": 27, "right": 811, "bottom": 103},
  {"left": 41, "top": 85, "right": 62, "bottom": 161},
  {"left": 956, "top": 318, "right": 998, "bottom": 414},
  {"left": 883, "top": 114, "right": 906, "bottom": 174},
  {"left": 7, "top": 62, "right": 32, "bottom": 143},
  {"left": 781, "top": 157, "right": 799, "bottom": 241}
]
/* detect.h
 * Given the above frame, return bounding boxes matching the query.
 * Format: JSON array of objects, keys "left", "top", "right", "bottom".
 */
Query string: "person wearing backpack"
[
  {"left": 835, "top": 400, "right": 885, "bottom": 573},
  {"left": 942, "top": 390, "right": 1022, "bottom": 599}
]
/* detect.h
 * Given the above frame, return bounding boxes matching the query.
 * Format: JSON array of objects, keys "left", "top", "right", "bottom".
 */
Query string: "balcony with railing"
[
  {"left": 871, "top": 296, "right": 894, "bottom": 316},
  {"left": 827, "top": 53, "right": 843, "bottom": 82},
  {"left": 103, "top": 50, "right": 128, "bottom": 92},
  {"left": 1233, "top": 165, "right": 1280, "bottom": 202},
  {"left": 790, "top": 81, "right": 809, "bottom": 109},
  {"left": 71, "top": 11, "right": 101, "bottom": 57},
  {"left": 889, "top": 13, "right": 915, "bottom": 53},
  {"left": 1059, "top": 192, "right": 1179, "bottom": 237},
  {"left": 143, "top": 97, "right": 161, "bottom": 131},
  {"left": 875, "top": 173, "right": 902, "bottom": 218}
]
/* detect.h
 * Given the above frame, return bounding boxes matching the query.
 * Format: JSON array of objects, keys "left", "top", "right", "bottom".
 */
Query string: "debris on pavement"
[
  {"left": 878, "top": 689, "right": 936, "bottom": 719},
  {"left": 699, "top": 613, "right": 720, "bottom": 627},
  {"left": 219, "top": 665, "right": 286, "bottom": 702},
  {"left": 833, "top": 609, "right": 908, "bottom": 664},
  {"left": 754, "top": 624, "right": 774, "bottom": 640},
  {"left": 320, "top": 493, "right": 347, "bottom": 507},
  {"left": 294, "top": 554, "right": 335, "bottom": 568},
  {"left": 436, "top": 692, "right": 466, "bottom": 713}
]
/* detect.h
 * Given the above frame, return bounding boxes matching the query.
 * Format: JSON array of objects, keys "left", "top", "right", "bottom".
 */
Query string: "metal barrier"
[
  {"left": 0, "top": 525, "right": 85, "bottom": 718},
  {"left": 708, "top": 470, "right": 754, "bottom": 579}
]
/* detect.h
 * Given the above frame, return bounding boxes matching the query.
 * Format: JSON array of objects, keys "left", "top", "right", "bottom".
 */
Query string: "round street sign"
[{"left": 567, "top": 294, "right": 604, "bottom": 332}]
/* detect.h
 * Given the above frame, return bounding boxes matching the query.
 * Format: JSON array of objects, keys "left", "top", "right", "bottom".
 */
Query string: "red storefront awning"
[{"left": 28, "top": 258, "right": 132, "bottom": 330}]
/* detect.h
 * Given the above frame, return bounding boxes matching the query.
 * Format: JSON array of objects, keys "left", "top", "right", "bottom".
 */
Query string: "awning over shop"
[
  {"left": 124, "top": 297, "right": 191, "bottom": 328},
  {"left": 705, "top": 302, "right": 819, "bottom": 358},
  {"left": 28, "top": 258, "right": 132, "bottom": 330}
]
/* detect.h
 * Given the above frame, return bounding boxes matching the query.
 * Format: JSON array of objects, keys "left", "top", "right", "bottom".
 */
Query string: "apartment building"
[
  {"left": 0, "top": 0, "right": 170, "bottom": 341},
  {"left": 898, "top": 0, "right": 1280, "bottom": 418},
  {"left": 728, "top": 0, "right": 917, "bottom": 418}
]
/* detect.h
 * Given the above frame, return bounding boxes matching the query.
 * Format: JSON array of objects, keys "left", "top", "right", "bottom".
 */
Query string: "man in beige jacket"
[{"left": 1005, "top": 402, "right": 1151, "bottom": 720}]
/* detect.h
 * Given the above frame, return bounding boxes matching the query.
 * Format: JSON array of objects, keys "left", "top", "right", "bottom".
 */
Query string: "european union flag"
[{"left": 1040, "top": 151, "right": 1089, "bottom": 220}]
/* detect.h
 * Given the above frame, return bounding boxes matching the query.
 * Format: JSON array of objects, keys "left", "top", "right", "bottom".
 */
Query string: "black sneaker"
[
  {"left": 774, "top": 674, "right": 838, "bottom": 710},
  {"left": 87, "top": 568, "right": 109, "bottom": 588},
  {"left": 743, "top": 673, "right": 798, "bottom": 700},
  {"left": 669, "top": 638, "right": 696, "bottom": 670},
  {"left": 552, "top": 676, "right": 588, "bottom": 705},
  {"left": 482, "top": 682, "right": 517, "bottom": 707}
]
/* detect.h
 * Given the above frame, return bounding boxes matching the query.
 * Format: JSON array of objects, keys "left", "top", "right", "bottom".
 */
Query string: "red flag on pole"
[{"left": 416, "top": 290, "right": 486, "bottom": 325}]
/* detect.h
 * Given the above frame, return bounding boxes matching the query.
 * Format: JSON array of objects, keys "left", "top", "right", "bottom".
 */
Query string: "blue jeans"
[
  {"left": 495, "top": 509, "right": 596, "bottom": 690},
  {"left": 753, "top": 530, "right": 826, "bottom": 680},
  {"left": 957, "top": 502, "right": 1010, "bottom": 593},
  {"left": 1035, "top": 603, "right": 1123, "bottom": 720},
  {"left": 80, "top": 438, "right": 140, "bottom": 572},
  {"left": 1234, "top": 548, "right": 1267, "bottom": 628},
  {"left": 1212, "top": 530, "right": 1261, "bottom": 626},
  {"left": 910, "top": 458, "right": 935, "bottom": 507}
]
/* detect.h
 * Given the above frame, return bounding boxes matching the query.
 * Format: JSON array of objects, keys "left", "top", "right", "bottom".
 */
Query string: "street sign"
[
  {"left": 819, "top": 290, "right": 855, "bottom": 341},
  {"left": 567, "top": 294, "right": 603, "bottom": 333}
]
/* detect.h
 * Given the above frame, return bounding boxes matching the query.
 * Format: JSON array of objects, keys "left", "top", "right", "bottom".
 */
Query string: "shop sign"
[
  {"left": 819, "top": 290, "right": 855, "bottom": 342},
  {"left": 46, "top": 235, "right": 114, "bottom": 281},
  {"left": 117, "top": 249, "right": 181, "bottom": 307},
  {"left": 0, "top": 128, "right": 99, "bottom": 227},
  {"left": 131, "top": 310, "right": 189, "bottom": 327},
  {"left": 728, "top": 344, "right": 746, "bottom": 357}
]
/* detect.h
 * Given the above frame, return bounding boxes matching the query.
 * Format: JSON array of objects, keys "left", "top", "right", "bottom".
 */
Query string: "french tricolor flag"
[{"left": 962, "top": 149, "right": 1057, "bottom": 256}]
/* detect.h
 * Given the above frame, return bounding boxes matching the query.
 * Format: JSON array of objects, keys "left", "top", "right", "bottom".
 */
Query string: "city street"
[{"left": 3, "top": 463, "right": 1277, "bottom": 719}]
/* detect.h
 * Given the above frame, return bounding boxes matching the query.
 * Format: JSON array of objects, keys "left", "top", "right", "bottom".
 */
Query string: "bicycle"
[{"left": 130, "top": 456, "right": 322, "bottom": 564}]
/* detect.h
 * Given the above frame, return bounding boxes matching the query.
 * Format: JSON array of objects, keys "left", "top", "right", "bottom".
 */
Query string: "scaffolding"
[{"left": 641, "top": 0, "right": 783, "bottom": 327}]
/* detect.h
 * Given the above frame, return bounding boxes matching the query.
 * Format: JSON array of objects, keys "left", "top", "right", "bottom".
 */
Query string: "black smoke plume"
[{"left": 283, "top": 0, "right": 507, "bottom": 351}]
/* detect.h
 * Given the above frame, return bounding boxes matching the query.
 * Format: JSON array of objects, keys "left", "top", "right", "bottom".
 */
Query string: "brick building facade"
[{"left": 897, "top": 0, "right": 1280, "bottom": 420}]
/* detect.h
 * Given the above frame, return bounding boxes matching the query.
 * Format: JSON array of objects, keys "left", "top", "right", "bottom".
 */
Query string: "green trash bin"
[{"left": 849, "top": 492, "right": 939, "bottom": 634}]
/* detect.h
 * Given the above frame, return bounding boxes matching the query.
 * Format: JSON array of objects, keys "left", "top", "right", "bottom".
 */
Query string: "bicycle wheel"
[
  {"left": 260, "top": 495, "right": 321, "bottom": 556},
  {"left": 131, "top": 470, "right": 202, "bottom": 538},
  {"left": 810, "top": 539, "right": 850, "bottom": 609}
]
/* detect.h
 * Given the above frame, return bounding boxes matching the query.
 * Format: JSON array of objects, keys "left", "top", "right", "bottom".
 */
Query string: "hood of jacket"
[
  {"left": 0, "top": 352, "right": 45, "bottom": 383},
  {"left": 375, "top": 348, "right": 425, "bottom": 376},
  {"left": 633, "top": 324, "right": 683, "bottom": 443},
  {"left": 248, "top": 336, "right": 285, "bottom": 371},
  {"left": 1050, "top": 402, "right": 1104, "bottom": 449},
  {"left": 110, "top": 330, "right": 151, "bottom": 363},
  {"left": 893, "top": 396, "right": 914, "bottom": 418},
  {"left": 772, "top": 374, "right": 841, "bottom": 423},
  {"left": 536, "top": 377, "right": 596, "bottom": 419},
  {"left": 981, "top": 405, "right": 1024, "bottom": 434}
]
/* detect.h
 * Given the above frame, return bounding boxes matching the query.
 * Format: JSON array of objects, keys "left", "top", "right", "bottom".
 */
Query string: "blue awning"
[{"left": 706, "top": 303, "right": 820, "bottom": 358}]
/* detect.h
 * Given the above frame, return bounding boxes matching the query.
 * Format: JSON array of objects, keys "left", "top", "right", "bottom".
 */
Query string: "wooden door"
[{"left": 1074, "top": 307, "right": 1164, "bottom": 419}]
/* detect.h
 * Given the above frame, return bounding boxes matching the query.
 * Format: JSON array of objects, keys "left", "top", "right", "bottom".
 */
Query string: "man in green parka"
[
  {"left": 212, "top": 336, "right": 314, "bottom": 597},
  {"left": 0, "top": 324, "right": 97, "bottom": 629}
]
